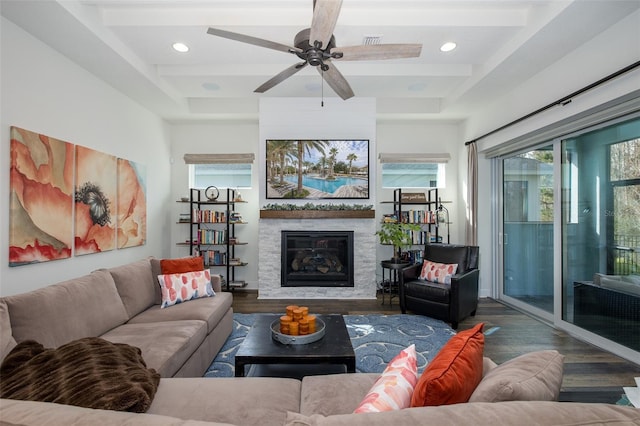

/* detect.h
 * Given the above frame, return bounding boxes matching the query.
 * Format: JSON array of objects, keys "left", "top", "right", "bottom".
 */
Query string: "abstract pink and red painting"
[
  {"left": 117, "top": 158, "right": 147, "bottom": 249},
  {"left": 9, "top": 126, "right": 74, "bottom": 266},
  {"left": 74, "top": 146, "right": 117, "bottom": 255}
]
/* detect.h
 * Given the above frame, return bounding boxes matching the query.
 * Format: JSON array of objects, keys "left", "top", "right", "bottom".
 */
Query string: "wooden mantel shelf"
[{"left": 260, "top": 210, "right": 375, "bottom": 219}]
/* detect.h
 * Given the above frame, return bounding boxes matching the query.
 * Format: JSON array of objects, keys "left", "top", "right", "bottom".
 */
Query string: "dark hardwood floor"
[{"left": 231, "top": 291, "right": 640, "bottom": 392}]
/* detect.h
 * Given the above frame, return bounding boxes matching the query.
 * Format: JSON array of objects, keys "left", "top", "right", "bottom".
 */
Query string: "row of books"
[
  {"left": 403, "top": 230, "right": 441, "bottom": 245},
  {"left": 193, "top": 209, "right": 227, "bottom": 223},
  {"left": 197, "top": 229, "right": 227, "bottom": 245},
  {"left": 193, "top": 250, "right": 227, "bottom": 266},
  {"left": 396, "top": 210, "right": 438, "bottom": 224}
]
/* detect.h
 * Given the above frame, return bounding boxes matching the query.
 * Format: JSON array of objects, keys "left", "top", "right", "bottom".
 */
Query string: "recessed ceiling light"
[
  {"left": 172, "top": 42, "right": 190, "bottom": 53},
  {"left": 440, "top": 42, "right": 457, "bottom": 52}
]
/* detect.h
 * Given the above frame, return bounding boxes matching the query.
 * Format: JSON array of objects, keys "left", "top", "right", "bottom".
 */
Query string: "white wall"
[
  {"left": 169, "top": 121, "right": 260, "bottom": 288},
  {"left": 376, "top": 121, "right": 463, "bottom": 283},
  {"left": 0, "top": 18, "right": 172, "bottom": 296},
  {"left": 167, "top": 103, "right": 464, "bottom": 292}
]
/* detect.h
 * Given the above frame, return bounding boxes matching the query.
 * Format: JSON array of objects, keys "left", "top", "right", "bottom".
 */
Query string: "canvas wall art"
[
  {"left": 9, "top": 127, "right": 74, "bottom": 266},
  {"left": 74, "top": 145, "right": 117, "bottom": 255},
  {"left": 266, "top": 139, "right": 370, "bottom": 199},
  {"left": 117, "top": 158, "right": 147, "bottom": 249}
]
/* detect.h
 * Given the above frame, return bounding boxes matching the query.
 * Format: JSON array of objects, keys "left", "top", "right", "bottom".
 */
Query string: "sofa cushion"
[
  {"left": 411, "top": 323, "right": 485, "bottom": 407},
  {"left": 353, "top": 344, "right": 418, "bottom": 413},
  {"left": 0, "top": 338, "right": 160, "bottom": 413},
  {"left": 3, "top": 269, "right": 129, "bottom": 348},
  {"left": 108, "top": 258, "right": 157, "bottom": 318},
  {"left": 300, "top": 373, "right": 379, "bottom": 416},
  {"left": 418, "top": 260, "right": 458, "bottom": 284},
  {"left": 404, "top": 280, "right": 450, "bottom": 304},
  {"left": 160, "top": 256, "right": 205, "bottom": 274},
  {"left": 0, "top": 300, "right": 17, "bottom": 363},
  {"left": 600, "top": 276, "right": 640, "bottom": 297},
  {"left": 148, "top": 377, "right": 302, "bottom": 426},
  {"left": 158, "top": 270, "right": 215, "bottom": 309},
  {"left": 0, "top": 399, "right": 235, "bottom": 426},
  {"left": 469, "top": 350, "right": 564, "bottom": 402},
  {"left": 100, "top": 320, "right": 207, "bottom": 377},
  {"left": 127, "top": 292, "right": 233, "bottom": 334}
]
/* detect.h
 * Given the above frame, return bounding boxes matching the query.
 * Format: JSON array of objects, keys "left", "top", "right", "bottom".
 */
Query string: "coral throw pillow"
[
  {"left": 160, "top": 256, "right": 204, "bottom": 274},
  {"left": 418, "top": 260, "right": 458, "bottom": 284},
  {"left": 354, "top": 344, "right": 418, "bottom": 413},
  {"left": 411, "top": 323, "right": 485, "bottom": 407},
  {"left": 157, "top": 269, "right": 214, "bottom": 308}
]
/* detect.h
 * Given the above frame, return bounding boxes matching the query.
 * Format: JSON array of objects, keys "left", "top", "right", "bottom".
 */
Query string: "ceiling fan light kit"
[{"left": 206, "top": 0, "right": 422, "bottom": 100}]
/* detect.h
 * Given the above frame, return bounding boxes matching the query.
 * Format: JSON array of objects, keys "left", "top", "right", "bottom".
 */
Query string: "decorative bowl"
[{"left": 270, "top": 318, "right": 325, "bottom": 345}]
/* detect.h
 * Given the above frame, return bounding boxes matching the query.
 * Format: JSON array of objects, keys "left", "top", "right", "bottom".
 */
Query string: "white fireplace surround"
[{"left": 258, "top": 218, "right": 377, "bottom": 299}]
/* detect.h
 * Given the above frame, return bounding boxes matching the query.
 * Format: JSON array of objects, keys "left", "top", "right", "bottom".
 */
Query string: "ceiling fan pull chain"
[{"left": 321, "top": 68, "right": 325, "bottom": 107}]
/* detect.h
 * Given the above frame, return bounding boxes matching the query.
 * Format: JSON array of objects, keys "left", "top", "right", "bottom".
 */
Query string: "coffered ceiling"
[{"left": 2, "top": 0, "right": 638, "bottom": 122}]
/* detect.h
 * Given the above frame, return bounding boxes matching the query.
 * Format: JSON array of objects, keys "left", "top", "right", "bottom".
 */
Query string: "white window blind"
[{"left": 183, "top": 153, "right": 255, "bottom": 164}]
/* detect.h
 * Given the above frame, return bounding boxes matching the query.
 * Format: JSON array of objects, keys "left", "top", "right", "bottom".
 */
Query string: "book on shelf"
[
  {"left": 197, "top": 229, "right": 227, "bottom": 245},
  {"left": 200, "top": 250, "right": 226, "bottom": 267},
  {"left": 397, "top": 209, "right": 437, "bottom": 224},
  {"left": 193, "top": 209, "right": 226, "bottom": 223},
  {"left": 404, "top": 249, "right": 424, "bottom": 265}
]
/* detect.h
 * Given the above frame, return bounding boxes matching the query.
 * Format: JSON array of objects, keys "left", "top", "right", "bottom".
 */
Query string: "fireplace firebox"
[{"left": 281, "top": 231, "right": 354, "bottom": 287}]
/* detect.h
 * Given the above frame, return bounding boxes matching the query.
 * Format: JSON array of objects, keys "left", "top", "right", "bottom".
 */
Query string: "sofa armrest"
[{"left": 211, "top": 274, "right": 222, "bottom": 293}]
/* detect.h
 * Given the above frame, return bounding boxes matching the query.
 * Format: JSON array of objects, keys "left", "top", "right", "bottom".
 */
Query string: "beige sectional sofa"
[
  {"left": 1, "top": 258, "right": 639, "bottom": 425},
  {"left": 1, "top": 257, "right": 233, "bottom": 377}
]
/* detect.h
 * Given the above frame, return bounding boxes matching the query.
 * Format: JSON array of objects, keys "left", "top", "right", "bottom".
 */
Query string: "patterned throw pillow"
[
  {"left": 353, "top": 344, "right": 418, "bottom": 413},
  {"left": 418, "top": 260, "right": 458, "bottom": 284},
  {"left": 157, "top": 269, "right": 215, "bottom": 308}
]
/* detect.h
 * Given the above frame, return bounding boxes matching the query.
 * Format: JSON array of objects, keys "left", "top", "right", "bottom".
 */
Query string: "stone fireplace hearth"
[{"left": 258, "top": 217, "right": 376, "bottom": 299}]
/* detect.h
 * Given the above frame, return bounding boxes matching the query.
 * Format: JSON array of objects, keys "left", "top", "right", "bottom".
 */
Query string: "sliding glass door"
[
  {"left": 561, "top": 117, "right": 640, "bottom": 352},
  {"left": 502, "top": 147, "right": 554, "bottom": 313},
  {"left": 498, "top": 114, "right": 639, "bottom": 358}
]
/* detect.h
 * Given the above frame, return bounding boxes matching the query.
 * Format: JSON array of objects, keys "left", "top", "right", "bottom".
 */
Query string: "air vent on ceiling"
[{"left": 362, "top": 35, "right": 383, "bottom": 45}]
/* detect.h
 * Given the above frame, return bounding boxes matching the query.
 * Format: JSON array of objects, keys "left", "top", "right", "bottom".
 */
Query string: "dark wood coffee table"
[{"left": 234, "top": 314, "right": 356, "bottom": 379}]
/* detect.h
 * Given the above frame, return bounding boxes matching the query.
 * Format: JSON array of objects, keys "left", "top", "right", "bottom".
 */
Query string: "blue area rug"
[{"left": 204, "top": 313, "right": 455, "bottom": 377}]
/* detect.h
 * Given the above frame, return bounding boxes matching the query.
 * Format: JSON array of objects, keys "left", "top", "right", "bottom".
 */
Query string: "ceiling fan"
[{"left": 206, "top": 0, "right": 422, "bottom": 100}]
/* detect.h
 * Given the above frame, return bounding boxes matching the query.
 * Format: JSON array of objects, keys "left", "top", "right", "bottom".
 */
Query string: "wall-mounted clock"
[{"left": 205, "top": 185, "right": 219, "bottom": 201}]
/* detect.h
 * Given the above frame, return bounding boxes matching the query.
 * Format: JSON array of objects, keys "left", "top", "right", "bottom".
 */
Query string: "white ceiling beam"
[
  {"left": 100, "top": 6, "right": 526, "bottom": 27},
  {"left": 158, "top": 63, "right": 472, "bottom": 77}
]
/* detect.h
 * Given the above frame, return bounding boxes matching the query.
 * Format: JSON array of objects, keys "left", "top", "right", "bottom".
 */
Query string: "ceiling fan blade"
[
  {"left": 207, "top": 27, "right": 297, "bottom": 54},
  {"left": 255, "top": 62, "right": 308, "bottom": 93},
  {"left": 334, "top": 44, "right": 422, "bottom": 61},
  {"left": 309, "top": 0, "right": 343, "bottom": 49},
  {"left": 318, "top": 62, "right": 354, "bottom": 100}
]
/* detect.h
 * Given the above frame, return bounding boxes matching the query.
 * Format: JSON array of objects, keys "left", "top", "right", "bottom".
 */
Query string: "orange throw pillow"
[
  {"left": 410, "top": 323, "right": 485, "bottom": 407},
  {"left": 160, "top": 256, "right": 204, "bottom": 274}
]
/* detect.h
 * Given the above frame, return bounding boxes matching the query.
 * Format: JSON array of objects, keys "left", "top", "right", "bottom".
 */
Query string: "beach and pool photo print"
[{"left": 266, "top": 139, "right": 370, "bottom": 200}]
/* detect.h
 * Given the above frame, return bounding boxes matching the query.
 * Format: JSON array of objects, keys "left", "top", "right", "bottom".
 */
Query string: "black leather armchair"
[{"left": 399, "top": 244, "right": 479, "bottom": 329}]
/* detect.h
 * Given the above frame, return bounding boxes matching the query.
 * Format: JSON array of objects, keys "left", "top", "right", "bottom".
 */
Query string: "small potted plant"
[{"left": 376, "top": 222, "right": 421, "bottom": 263}]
